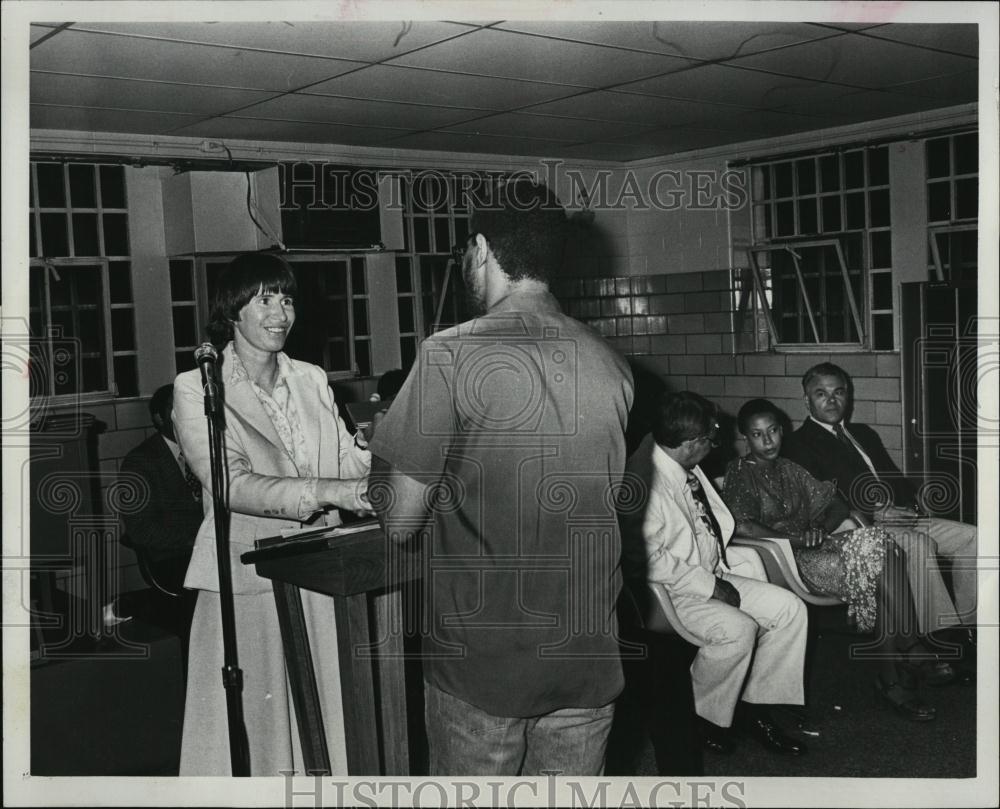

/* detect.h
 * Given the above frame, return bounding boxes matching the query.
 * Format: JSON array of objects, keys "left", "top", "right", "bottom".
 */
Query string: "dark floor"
[{"left": 30, "top": 593, "right": 977, "bottom": 778}]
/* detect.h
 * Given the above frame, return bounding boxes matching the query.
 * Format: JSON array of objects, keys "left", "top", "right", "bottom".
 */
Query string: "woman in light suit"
[{"left": 173, "top": 252, "right": 372, "bottom": 775}]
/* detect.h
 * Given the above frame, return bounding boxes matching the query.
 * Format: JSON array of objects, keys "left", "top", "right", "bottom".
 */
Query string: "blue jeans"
[{"left": 423, "top": 681, "right": 615, "bottom": 776}]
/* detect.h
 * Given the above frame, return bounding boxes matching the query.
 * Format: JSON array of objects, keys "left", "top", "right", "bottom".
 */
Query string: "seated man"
[
  {"left": 622, "top": 391, "right": 808, "bottom": 756},
  {"left": 782, "top": 362, "right": 976, "bottom": 679},
  {"left": 118, "top": 384, "right": 202, "bottom": 641}
]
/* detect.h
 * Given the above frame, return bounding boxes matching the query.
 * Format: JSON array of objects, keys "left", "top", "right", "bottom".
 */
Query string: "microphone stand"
[{"left": 198, "top": 346, "right": 251, "bottom": 777}]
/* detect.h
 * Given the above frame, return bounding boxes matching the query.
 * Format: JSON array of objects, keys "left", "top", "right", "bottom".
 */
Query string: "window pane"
[
  {"left": 868, "top": 189, "right": 890, "bottom": 228},
  {"left": 821, "top": 196, "right": 841, "bottom": 232},
  {"left": 775, "top": 201, "right": 794, "bottom": 235},
  {"left": 109, "top": 261, "right": 132, "bottom": 303},
  {"left": 327, "top": 339, "right": 348, "bottom": 371},
  {"left": 413, "top": 217, "right": 431, "bottom": 253},
  {"left": 352, "top": 299, "right": 369, "bottom": 336},
  {"left": 453, "top": 216, "right": 469, "bottom": 244},
  {"left": 351, "top": 258, "right": 366, "bottom": 294},
  {"left": 70, "top": 267, "right": 101, "bottom": 309},
  {"left": 872, "top": 313, "right": 894, "bottom": 350},
  {"left": 328, "top": 299, "right": 348, "bottom": 336},
  {"left": 844, "top": 151, "right": 864, "bottom": 189},
  {"left": 30, "top": 214, "right": 38, "bottom": 258},
  {"left": 955, "top": 178, "right": 977, "bottom": 219},
  {"left": 927, "top": 181, "right": 951, "bottom": 222},
  {"left": 113, "top": 355, "right": 138, "bottom": 396},
  {"left": 795, "top": 159, "right": 816, "bottom": 194},
  {"left": 78, "top": 308, "right": 104, "bottom": 353},
  {"left": 169, "top": 259, "right": 194, "bottom": 301},
  {"left": 83, "top": 356, "right": 108, "bottom": 394},
  {"left": 69, "top": 164, "right": 97, "bottom": 208},
  {"left": 72, "top": 212, "right": 100, "bottom": 256},
  {"left": 434, "top": 217, "right": 451, "bottom": 253},
  {"left": 395, "top": 257, "right": 412, "bottom": 293},
  {"left": 354, "top": 340, "right": 371, "bottom": 376},
  {"left": 872, "top": 271, "right": 893, "bottom": 310},
  {"left": 954, "top": 132, "right": 977, "bottom": 175},
  {"left": 100, "top": 165, "right": 126, "bottom": 208},
  {"left": 401, "top": 336, "right": 416, "bottom": 368},
  {"left": 172, "top": 307, "right": 197, "bottom": 345},
  {"left": 926, "top": 138, "right": 950, "bottom": 179},
  {"left": 103, "top": 213, "right": 129, "bottom": 255},
  {"left": 798, "top": 198, "right": 817, "bottom": 234},
  {"left": 36, "top": 163, "right": 65, "bottom": 208},
  {"left": 40, "top": 212, "right": 69, "bottom": 256},
  {"left": 398, "top": 297, "right": 415, "bottom": 334},
  {"left": 819, "top": 155, "right": 840, "bottom": 192},
  {"left": 324, "top": 261, "right": 348, "bottom": 295},
  {"left": 111, "top": 308, "right": 136, "bottom": 351},
  {"left": 870, "top": 231, "right": 892, "bottom": 268},
  {"left": 845, "top": 192, "right": 865, "bottom": 230},
  {"left": 774, "top": 162, "right": 793, "bottom": 197},
  {"left": 868, "top": 147, "right": 889, "bottom": 186}
]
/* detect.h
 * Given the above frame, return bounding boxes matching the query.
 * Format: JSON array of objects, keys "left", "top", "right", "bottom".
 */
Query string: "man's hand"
[
  {"left": 712, "top": 577, "right": 741, "bottom": 608},
  {"left": 799, "top": 527, "right": 827, "bottom": 549}
]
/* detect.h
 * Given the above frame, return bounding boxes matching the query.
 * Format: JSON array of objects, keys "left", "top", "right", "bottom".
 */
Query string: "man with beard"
[{"left": 369, "top": 180, "right": 634, "bottom": 775}]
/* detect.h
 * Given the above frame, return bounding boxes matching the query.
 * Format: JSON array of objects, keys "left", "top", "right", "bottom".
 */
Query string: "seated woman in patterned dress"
[{"left": 722, "top": 399, "right": 938, "bottom": 722}]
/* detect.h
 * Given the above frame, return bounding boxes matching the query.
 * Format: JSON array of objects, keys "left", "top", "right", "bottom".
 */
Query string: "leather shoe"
[
  {"left": 741, "top": 715, "right": 807, "bottom": 756},
  {"left": 922, "top": 660, "right": 958, "bottom": 687},
  {"left": 696, "top": 717, "right": 736, "bottom": 755},
  {"left": 874, "top": 676, "right": 936, "bottom": 721}
]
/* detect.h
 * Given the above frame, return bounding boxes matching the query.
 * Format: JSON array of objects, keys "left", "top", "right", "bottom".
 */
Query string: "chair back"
[{"left": 120, "top": 534, "right": 185, "bottom": 598}]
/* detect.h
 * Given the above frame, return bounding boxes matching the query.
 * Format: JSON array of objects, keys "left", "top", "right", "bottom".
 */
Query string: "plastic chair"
[
  {"left": 620, "top": 579, "right": 704, "bottom": 645},
  {"left": 120, "top": 534, "right": 185, "bottom": 598}
]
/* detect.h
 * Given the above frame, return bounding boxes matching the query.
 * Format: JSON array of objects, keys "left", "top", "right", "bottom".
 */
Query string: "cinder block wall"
[{"left": 553, "top": 270, "right": 904, "bottom": 468}]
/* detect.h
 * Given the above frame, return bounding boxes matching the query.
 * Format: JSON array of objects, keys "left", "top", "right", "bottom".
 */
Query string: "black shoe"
[
  {"left": 740, "top": 714, "right": 807, "bottom": 756},
  {"left": 696, "top": 717, "right": 736, "bottom": 755},
  {"left": 874, "top": 676, "right": 936, "bottom": 721}
]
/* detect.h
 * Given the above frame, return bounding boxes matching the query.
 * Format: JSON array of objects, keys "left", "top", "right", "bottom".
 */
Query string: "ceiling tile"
[
  {"left": 617, "top": 63, "right": 849, "bottom": 110},
  {"left": 68, "top": 21, "right": 477, "bottom": 63},
  {"left": 552, "top": 141, "right": 668, "bottom": 162},
  {"left": 391, "top": 28, "right": 686, "bottom": 88},
  {"left": 883, "top": 69, "right": 978, "bottom": 101},
  {"left": 729, "top": 32, "right": 977, "bottom": 89},
  {"left": 30, "top": 29, "right": 362, "bottom": 91},
  {"left": 382, "top": 130, "right": 573, "bottom": 158},
  {"left": 860, "top": 23, "right": 978, "bottom": 57},
  {"left": 307, "top": 64, "right": 579, "bottom": 111},
  {"left": 30, "top": 72, "right": 277, "bottom": 115},
  {"left": 233, "top": 93, "right": 485, "bottom": 130},
  {"left": 608, "top": 126, "right": 751, "bottom": 154},
  {"left": 30, "top": 104, "right": 203, "bottom": 134},
  {"left": 173, "top": 117, "right": 401, "bottom": 146},
  {"left": 493, "top": 21, "right": 837, "bottom": 61},
  {"left": 777, "top": 88, "right": 964, "bottom": 124},
  {"left": 444, "top": 112, "right": 658, "bottom": 142},
  {"left": 528, "top": 90, "right": 741, "bottom": 127}
]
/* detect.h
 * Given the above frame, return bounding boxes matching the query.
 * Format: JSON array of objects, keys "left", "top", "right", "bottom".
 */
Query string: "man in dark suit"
[
  {"left": 783, "top": 362, "right": 976, "bottom": 679},
  {"left": 119, "top": 385, "right": 202, "bottom": 635}
]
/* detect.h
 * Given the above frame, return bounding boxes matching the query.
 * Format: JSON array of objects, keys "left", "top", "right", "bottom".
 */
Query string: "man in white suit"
[{"left": 622, "top": 391, "right": 808, "bottom": 756}]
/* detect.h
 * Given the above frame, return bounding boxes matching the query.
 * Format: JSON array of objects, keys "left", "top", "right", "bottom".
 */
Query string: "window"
[
  {"left": 395, "top": 172, "right": 478, "bottom": 365},
  {"left": 742, "top": 146, "right": 892, "bottom": 350},
  {"left": 28, "top": 162, "right": 138, "bottom": 397},
  {"left": 926, "top": 132, "right": 978, "bottom": 283},
  {"left": 171, "top": 255, "right": 372, "bottom": 377}
]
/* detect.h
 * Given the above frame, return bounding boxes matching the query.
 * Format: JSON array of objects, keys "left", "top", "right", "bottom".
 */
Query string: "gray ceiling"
[{"left": 29, "top": 20, "right": 978, "bottom": 163}]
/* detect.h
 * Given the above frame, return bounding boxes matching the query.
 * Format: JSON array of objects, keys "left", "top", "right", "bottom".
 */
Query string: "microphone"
[{"left": 194, "top": 343, "right": 222, "bottom": 418}]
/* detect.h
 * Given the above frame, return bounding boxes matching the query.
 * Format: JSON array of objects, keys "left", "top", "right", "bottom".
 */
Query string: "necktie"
[
  {"left": 687, "top": 472, "right": 728, "bottom": 567},
  {"left": 178, "top": 453, "right": 202, "bottom": 502},
  {"left": 832, "top": 424, "right": 878, "bottom": 477}
]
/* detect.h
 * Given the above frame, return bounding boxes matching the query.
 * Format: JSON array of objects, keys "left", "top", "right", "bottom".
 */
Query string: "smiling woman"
[{"left": 171, "top": 251, "right": 374, "bottom": 775}]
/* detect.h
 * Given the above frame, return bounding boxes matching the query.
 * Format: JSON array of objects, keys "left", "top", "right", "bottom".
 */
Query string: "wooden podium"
[{"left": 241, "top": 522, "right": 422, "bottom": 775}]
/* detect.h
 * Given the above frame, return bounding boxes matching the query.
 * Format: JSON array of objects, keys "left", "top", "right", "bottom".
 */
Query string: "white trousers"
[
  {"left": 670, "top": 550, "right": 808, "bottom": 728},
  {"left": 881, "top": 517, "right": 977, "bottom": 633}
]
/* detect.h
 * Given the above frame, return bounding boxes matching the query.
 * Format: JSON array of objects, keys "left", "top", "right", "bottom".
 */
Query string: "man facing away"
[
  {"left": 782, "top": 362, "right": 976, "bottom": 681},
  {"left": 369, "top": 180, "right": 634, "bottom": 776},
  {"left": 621, "top": 391, "right": 808, "bottom": 756}
]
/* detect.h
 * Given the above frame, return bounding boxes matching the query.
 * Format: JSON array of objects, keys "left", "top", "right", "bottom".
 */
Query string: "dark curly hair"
[
  {"left": 651, "top": 391, "right": 719, "bottom": 449},
  {"left": 736, "top": 398, "right": 786, "bottom": 435},
  {"left": 206, "top": 252, "right": 297, "bottom": 347}
]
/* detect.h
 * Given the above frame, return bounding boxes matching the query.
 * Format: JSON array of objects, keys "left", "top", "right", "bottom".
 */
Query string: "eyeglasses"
[{"left": 690, "top": 423, "right": 721, "bottom": 448}]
